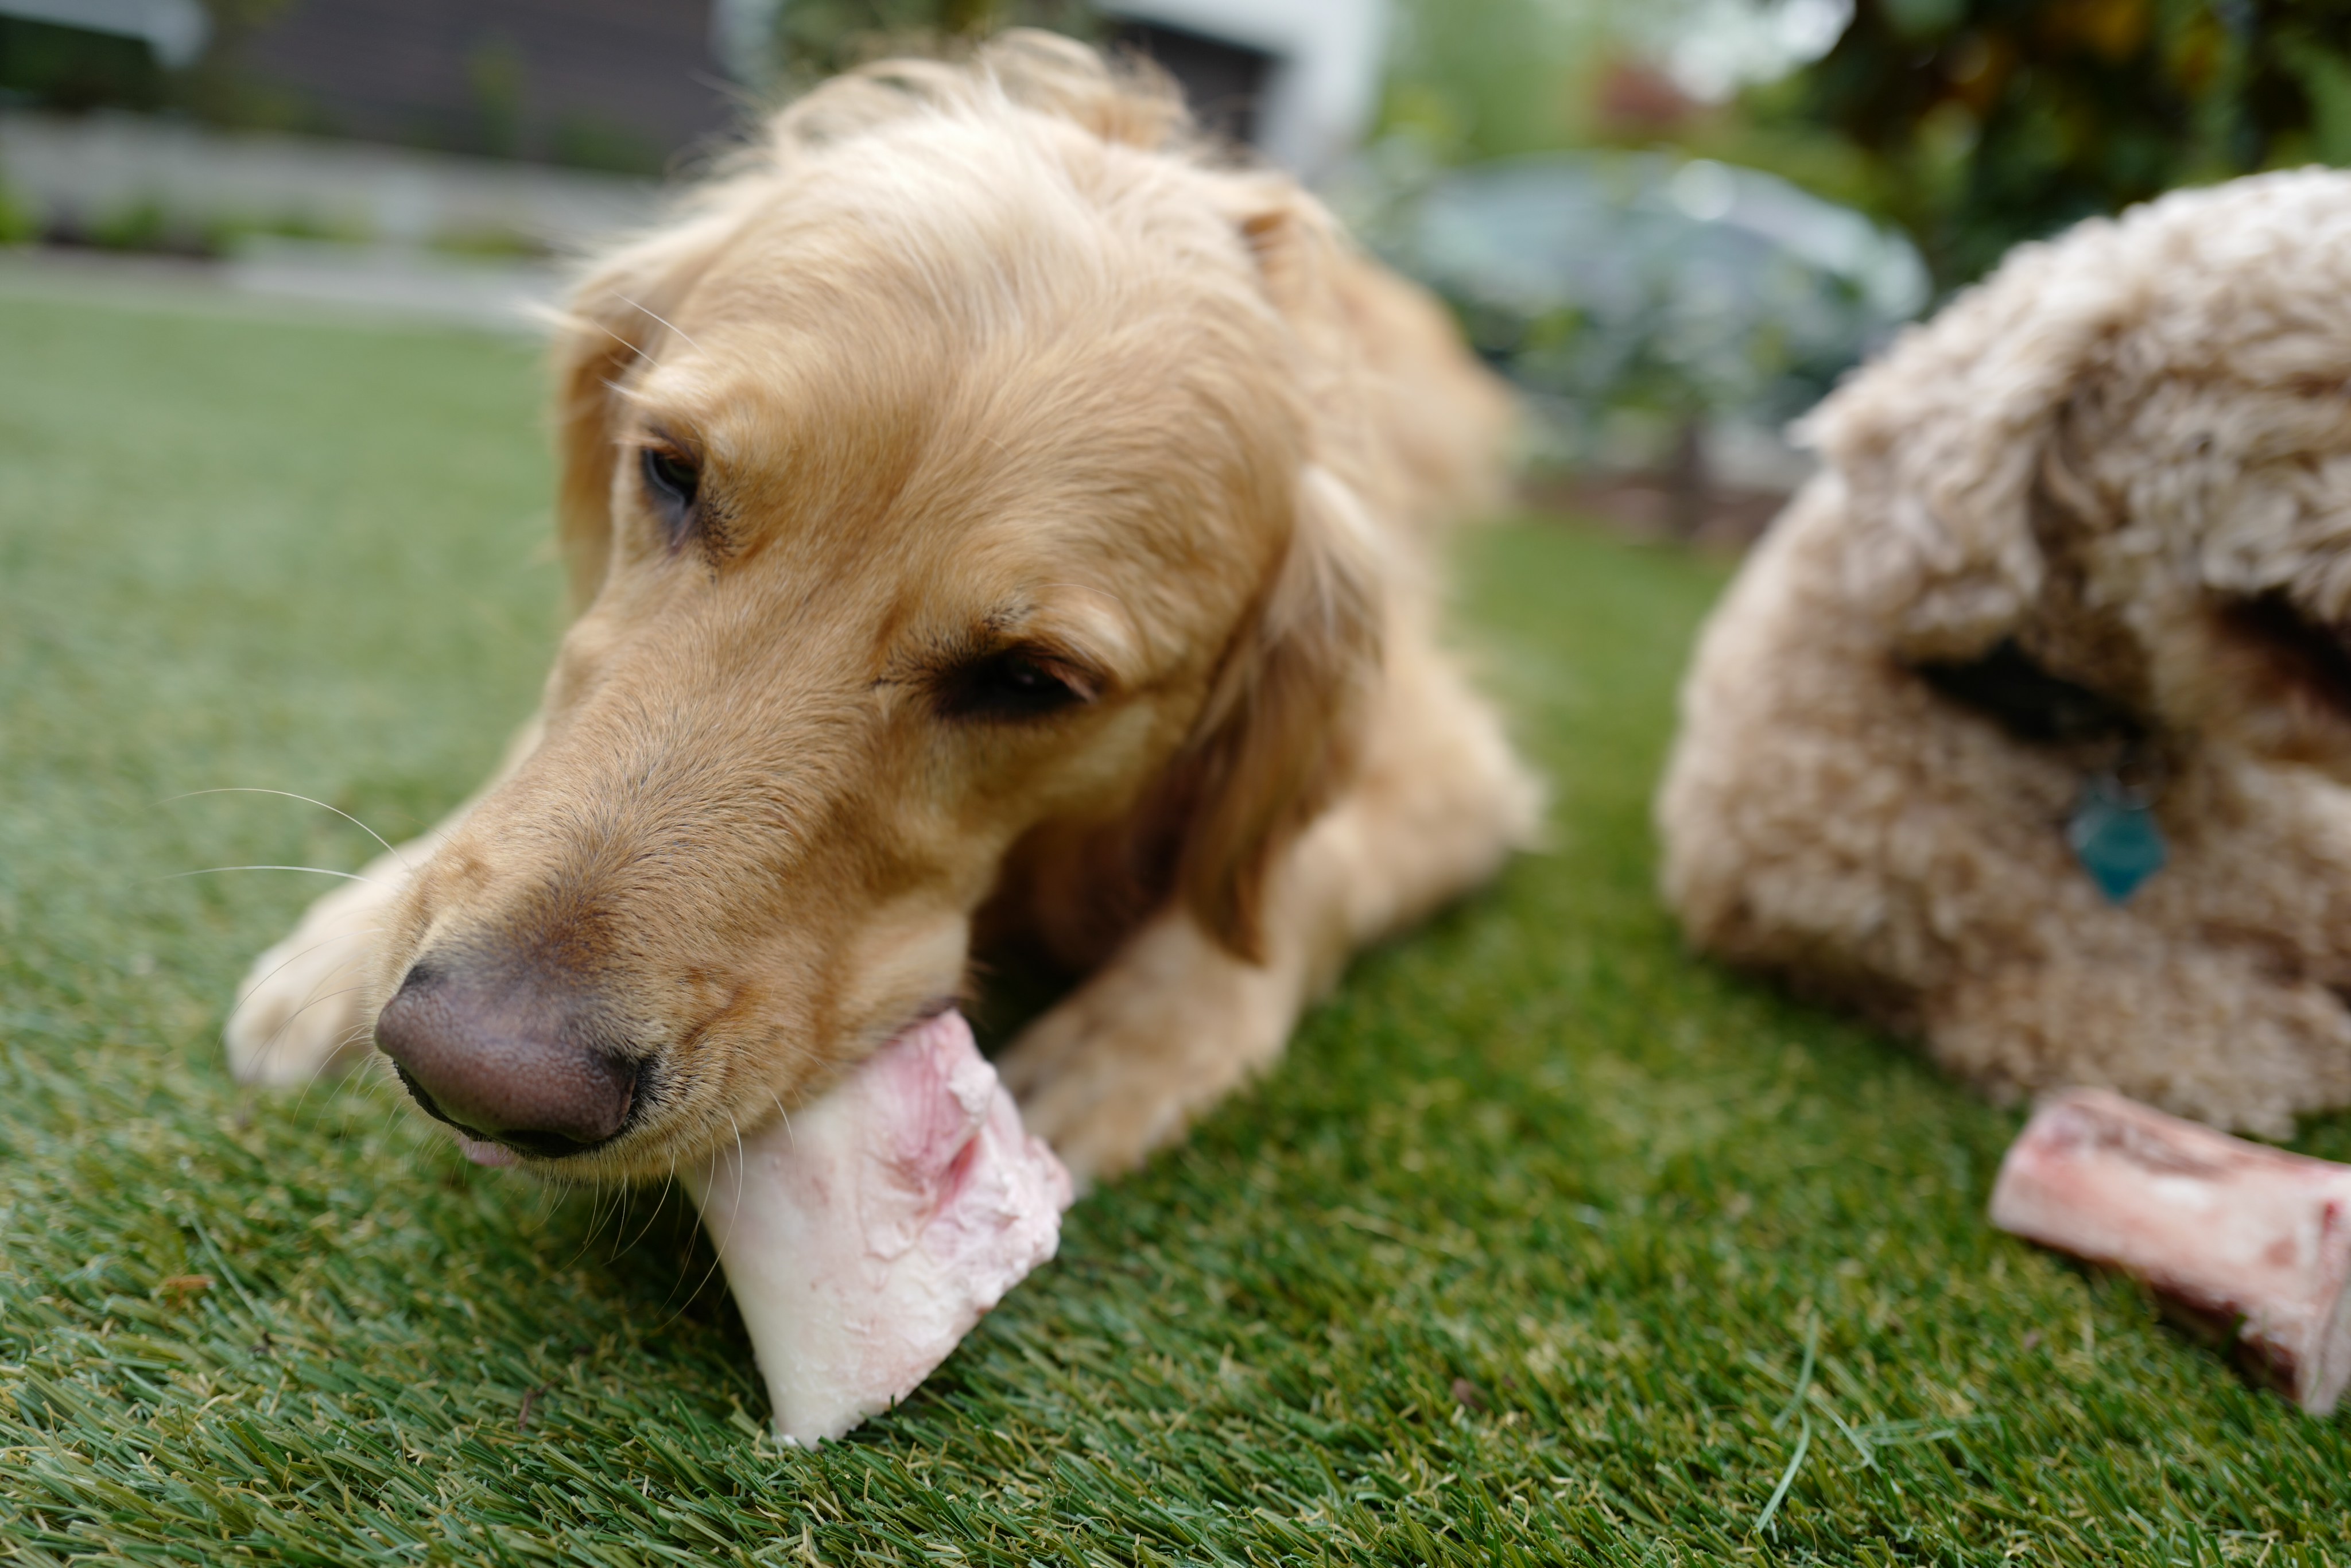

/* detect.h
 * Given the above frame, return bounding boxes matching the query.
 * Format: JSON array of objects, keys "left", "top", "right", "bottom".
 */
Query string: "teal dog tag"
[{"left": 2066, "top": 778, "right": 2166, "bottom": 902}]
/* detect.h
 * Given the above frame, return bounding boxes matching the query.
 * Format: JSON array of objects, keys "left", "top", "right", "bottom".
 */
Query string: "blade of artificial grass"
[
  {"left": 1772, "top": 1310, "right": 1820, "bottom": 1431},
  {"left": 1753, "top": 1414, "right": 1810, "bottom": 1536}
]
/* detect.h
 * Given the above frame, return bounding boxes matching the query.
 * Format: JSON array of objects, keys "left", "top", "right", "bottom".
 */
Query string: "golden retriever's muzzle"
[{"left": 375, "top": 958, "right": 643, "bottom": 1158}]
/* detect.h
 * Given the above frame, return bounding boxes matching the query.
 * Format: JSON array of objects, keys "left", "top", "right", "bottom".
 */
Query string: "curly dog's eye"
[
  {"left": 639, "top": 444, "right": 700, "bottom": 540},
  {"left": 937, "top": 649, "right": 1095, "bottom": 721}
]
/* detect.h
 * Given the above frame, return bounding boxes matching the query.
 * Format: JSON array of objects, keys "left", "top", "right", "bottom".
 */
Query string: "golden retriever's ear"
[
  {"left": 548, "top": 221, "right": 728, "bottom": 616},
  {"left": 1800, "top": 223, "right": 2133, "bottom": 659},
  {"left": 1173, "top": 465, "right": 1385, "bottom": 962}
]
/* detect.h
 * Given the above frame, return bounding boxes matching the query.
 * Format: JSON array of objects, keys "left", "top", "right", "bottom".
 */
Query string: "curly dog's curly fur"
[{"left": 1658, "top": 170, "right": 2351, "bottom": 1135}]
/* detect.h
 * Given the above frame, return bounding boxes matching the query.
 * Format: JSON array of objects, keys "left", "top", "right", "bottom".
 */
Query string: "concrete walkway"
[
  {"left": 0, "top": 242, "right": 567, "bottom": 335},
  {"left": 1, "top": 110, "right": 666, "bottom": 253},
  {"left": 0, "top": 111, "right": 692, "bottom": 332}
]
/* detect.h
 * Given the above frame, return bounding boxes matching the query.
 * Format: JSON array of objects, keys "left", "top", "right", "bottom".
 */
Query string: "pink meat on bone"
[
  {"left": 1989, "top": 1087, "right": 2351, "bottom": 1413},
  {"left": 684, "top": 1008, "right": 1072, "bottom": 1445}
]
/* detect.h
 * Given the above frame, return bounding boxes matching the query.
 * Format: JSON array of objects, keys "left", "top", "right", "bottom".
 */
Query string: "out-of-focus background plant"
[
  {"left": 1363, "top": 0, "right": 2351, "bottom": 530},
  {"left": 2, "top": 0, "right": 2346, "bottom": 534}
]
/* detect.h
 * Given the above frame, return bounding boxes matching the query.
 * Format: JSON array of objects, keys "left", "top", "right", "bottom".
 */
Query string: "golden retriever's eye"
[
  {"left": 937, "top": 649, "right": 1094, "bottom": 721},
  {"left": 639, "top": 445, "right": 700, "bottom": 540}
]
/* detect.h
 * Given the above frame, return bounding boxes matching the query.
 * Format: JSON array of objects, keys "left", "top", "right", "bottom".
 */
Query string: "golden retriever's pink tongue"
[{"left": 684, "top": 1009, "right": 1072, "bottom": 1446}]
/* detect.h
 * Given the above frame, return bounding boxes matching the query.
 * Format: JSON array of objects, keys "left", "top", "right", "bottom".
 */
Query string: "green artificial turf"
[{"left": 6, "top": 288, "right": 2351, "bottom": 1567}]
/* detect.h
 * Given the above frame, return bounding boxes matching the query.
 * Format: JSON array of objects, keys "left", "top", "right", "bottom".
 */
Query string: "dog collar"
[
  {"left": 1914, "top": 639, "right": 2166, "bottom": 903},
  {"left": 2066, "top": 770, "right": 2167, "bottom": 902}
]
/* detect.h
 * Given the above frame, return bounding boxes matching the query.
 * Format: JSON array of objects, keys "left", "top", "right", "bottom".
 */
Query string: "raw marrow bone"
[
  {"left": 1989, "top": 1087, "right": 2351, "bottom": 1414},
  {"left": 685, "top": 1008, "right": 1072, "bottom": 1445}
]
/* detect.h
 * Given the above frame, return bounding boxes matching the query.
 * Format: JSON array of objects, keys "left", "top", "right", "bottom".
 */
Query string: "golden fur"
[
  {"left": 227, "top": 33, "right": 1540, "bottom": 1184},
  {"left": 1658, "top": 170, "right": 2351, "bottom": 1135}
]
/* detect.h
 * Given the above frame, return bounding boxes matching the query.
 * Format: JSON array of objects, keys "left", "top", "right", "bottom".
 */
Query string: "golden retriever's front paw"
[
  {"left": 998, "top": 917, "right": 1299, "bottom": 1187},
  {"left": 1003, "top": 1017, "right": 1194, "bottom": 1189},
  {"left": 223, "top": 879, "right": 391, "bottom": 1087}
]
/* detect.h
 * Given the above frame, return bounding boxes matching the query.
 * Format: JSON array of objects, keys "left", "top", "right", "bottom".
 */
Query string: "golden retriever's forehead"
[
  {"left": 610, "top": 185, "right": 1302, "bottom": 577},
  {"left": 614, "top": 110, "right": 1299, "bottom": 452},
  {"left": 697, "top": 114, "right": 1260, "bottom": 340},
  {"left": 626, "top": 303, "right": 1297, "bottom": 554}
]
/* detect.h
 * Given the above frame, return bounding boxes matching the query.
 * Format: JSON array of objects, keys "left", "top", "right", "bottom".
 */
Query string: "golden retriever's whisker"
[
  {"left": 583, "top": 319, "right": 659, "bottom": 370},
  {"left": 655, "top": 1113, "right": 742, "bottom": 1331},
  {"left": 352, "top": 1041, "right": 403, "bottom": 1088},
  {"left": 606, "top": 1178, "right": 647, "bottom": 1264},
  {"left": 613, "top": 1164, "right": 674, "bottom": 1261},
  {"left": 250, "top": 984, "right": 376, "bottom": 1061},
  {"left": 617, "top": 296, "right": 699, "bottom": 351},
  {"left": 239, "top": 936, "right": 385, "bottom": 1053},
  {"left": 236, "top": 962, "right": 382, "bottom": 1106},
  {"left": 560, "top": 1174, "right": 620, "bottom": 1272},
  {"left": 658, "top": 1221, "right": 733, "bottom": 1332},
  {"left": 219, "top": 925, "right": 385, "bottom": 1035},
  {"left": 367, "top": 1065, "right": 414, "bottom": 1143},
  {"left": 533, "top": 1170, "right": 564, "bottom": 1235},
  {"left": 289, "top": 1020, "right": 385, "bottom": 1120},
  {"left": 164, "top": 865, "right": 384, "bottom": 886},
  {"left": 729, "top": 1109, "right": 745, "bottom": 1208},
  {"left": 162, "top": 788, "right": 412, "bottom": 870}
]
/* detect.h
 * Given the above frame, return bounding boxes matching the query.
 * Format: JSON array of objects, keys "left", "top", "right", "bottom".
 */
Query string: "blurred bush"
[
  {"left": 0, "top": 13, "right": 168, "bottom": 113},
  {"left": 1772, "top": 0, "right": 2351, "bottom": 286},
  {"left": 0, "top": 173, "right": 31, "bottom": 245},
  {"left": 1382, "top": 1, "right": 2351, "bottom": 293},
  {"left": 1364, "top": 0, "right": 2351, "bottom": 526},
  {"left": 763, "top": 0, "right": 1096, "bottom": 90}
]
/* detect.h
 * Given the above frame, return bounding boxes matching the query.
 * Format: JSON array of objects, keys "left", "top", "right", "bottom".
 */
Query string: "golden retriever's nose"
[{"left": 375, "top": 964, "right": 639, "bottom": 1158}]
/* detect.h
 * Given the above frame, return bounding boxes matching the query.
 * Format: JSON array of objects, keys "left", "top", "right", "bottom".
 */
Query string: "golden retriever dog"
[
  {"left": 1658, "top": 170, "right": 2351, "bottom": 1136},
  {"left": 225, "top": 33, "right": 1540, "bottom": 1186}
]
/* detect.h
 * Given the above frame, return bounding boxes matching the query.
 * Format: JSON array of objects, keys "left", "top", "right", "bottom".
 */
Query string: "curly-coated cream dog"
[
  {"left": 224, "top": 33, "right": 1539, "bottom": 1185},
  {"left": 1659, "top": 170, "right": 2351, "bottom": 1135}
]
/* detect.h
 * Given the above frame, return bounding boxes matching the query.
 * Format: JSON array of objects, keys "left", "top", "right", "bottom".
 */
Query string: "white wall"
[{"left": 1095, "top": 0, "right": 1388, "bottom": 180}]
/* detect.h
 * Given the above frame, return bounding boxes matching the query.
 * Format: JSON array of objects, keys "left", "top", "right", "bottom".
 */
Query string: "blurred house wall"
[
  {"left": 0, "top": 108, "right": 657, "bottom": 247},
  {"left": 223, "top": 0, "right": 735, "bottom": 173}
]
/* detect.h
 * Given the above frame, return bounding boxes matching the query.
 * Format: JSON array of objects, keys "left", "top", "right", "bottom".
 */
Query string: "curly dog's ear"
[
  {"left": 1170, "top": 464, "right": 1385, "bottom": 962},
  {"left": 547, "top": 217, "right": 732, "bottom": 616},
  {"left": 1801, "top": 226, "right": 2135, "bottom": 659}
]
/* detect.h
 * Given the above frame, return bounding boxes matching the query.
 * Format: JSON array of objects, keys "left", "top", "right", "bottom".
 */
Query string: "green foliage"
[
  {"left": 765, "top": 0, "right": 1095, "bottom": 92},
  {"left": 428, "top": 224, "right": 551, "bottom": 261},
  {"left": 197, "top": 0, "right": 297, "bottom": 31},
  {"left": 1778, "top": 0, "right": 2351, "bottom": 285},
  {"left": 1380, "top": 0, "right": 1592, "bottom": 162},
  {"left": 11, "top": 288, "right": 2351, "bottom": 1561},
  {"left": 80, "top": 197, "right": 215, "bottom": 257},
  {"left": 546, "top": 114, "right": 670, "bottom": 178},
  {"left": 0, "top": 177, "right": 33, "bottom": 246},
  {"left": 0, "top": 15, "right": 165, "bottom": 112},
  {"left": 463, "top": 36, "right": 528, "bottom": 161}
]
